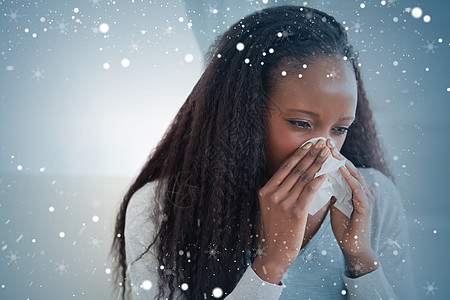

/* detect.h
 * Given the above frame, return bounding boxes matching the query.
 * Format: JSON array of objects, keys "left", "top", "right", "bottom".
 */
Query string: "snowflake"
[
  {"left": 205, "top": 244, "right": 220, "bottom": 260},
  {"left": 302, "top": 252, "right": 313, "bottom": 263},
  {"left": 351, "top": 19, "right": 364, "bottom": 33},
  {"left": 6, "top": 250, "right": 20, "bottom": 265},
  {"left": 55, "top": 20, "right": 69, "bottom": 34},
  {"left": 162, "top": 25, "right": 174, "bottom": 37},
  {"left": 278, "top": 29, "right": 293, "bottom": 38},
  {"left": 128, "top": 41, "right": 141, "bottom": 53},
  {"left": 281, "top": 268, "right": 291, "bottom": 281},
  {"left": 386, "top": 0, "right": 397, "bottom": 7},
  {"left": 31, "top": 68, "right": 45, "bottom": 81},
  {"left": 89, "top": 237, "right": 102, "bottom": 249},
  {"left": 55, "top": 260, "right": 69, "bottom": 275},
  {"left": 423, "top": 40, "right": 438, "bottom": 54},
  {"left": 88, "top": 0, "right": 102, "bottom": 8},
  {"left": 245, "top": 0, "right": 265, "bottom": 11},
  {"left": 208, "top": 5, "right": 218, "bottom": 14},
  {"left": 255, "top": 244, "right": 268, "bottom": 258},
  {"left": 326, "top": 66, "right": 340, "bottom": 81},
  {"left": 165, "top": 26, "right": 173, "bottom": 35},
  {"left": 5, "top": 9, "right": 22, "bottom": 23},
  {"left": 384, "top": 238, "right": 402, "bottom": 249},
  {"left": 423, "top": 281, "right": 438, "bottom": 296}
]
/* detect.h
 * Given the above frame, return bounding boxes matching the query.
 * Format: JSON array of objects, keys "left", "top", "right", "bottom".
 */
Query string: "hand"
[
  {"left": 326, "top": 140, "right": 378, "bottom": 277},
  {"left": 252, "top": 139, "right": 330, "bottom": 284}
]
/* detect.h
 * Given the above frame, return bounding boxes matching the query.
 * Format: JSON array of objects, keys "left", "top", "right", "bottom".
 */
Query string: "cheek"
[{"left": 266, "top": 119, "right": 303, "bottom": 169}]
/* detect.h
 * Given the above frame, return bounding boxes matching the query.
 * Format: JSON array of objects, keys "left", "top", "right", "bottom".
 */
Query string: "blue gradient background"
[{"left": 0, "top": 0, "right": 449, "bottom": 299}]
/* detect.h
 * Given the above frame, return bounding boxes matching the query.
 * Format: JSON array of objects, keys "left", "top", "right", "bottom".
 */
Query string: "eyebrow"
[{"left": 285, "top": 108, "right": 355, "bottom": 121}]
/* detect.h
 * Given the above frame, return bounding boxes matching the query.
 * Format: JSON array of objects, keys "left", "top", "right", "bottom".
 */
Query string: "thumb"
[
  {"left": 329, "top": 197, "right": 339, "bottom": 216},
  {"left": 330, "top": 196, "right": 337, "bottom": 206}
]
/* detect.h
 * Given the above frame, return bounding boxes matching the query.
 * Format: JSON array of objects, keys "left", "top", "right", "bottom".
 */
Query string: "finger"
[
  {"left": 343, "top": 160, "right": 372, "bottom": 198},
  {"left": 292, "top": 173, "right": 328, "bottom": 215},
  {"left": 339, "top": 167, "right": 374, "bottom": 217},
  {"left": 326, "top": 139, "right": 346, "bottom": 161},
  {"left": 369, "top": 187, "right": 375, "bottom": 205},
  {"left": 339, "top": 166, "right": 366, "bottom": 202},
  {"left": 281, "top": 141, "right": 330, "bottom": 195},
  {"left": 264, "top": 141, "right": 315, "bottom": 188},
  {"left": 330, "top": 201, "right": 350, "bottom": 225},
  {"left": 282, "top": 147, "right": 330, "bottom": 207}
]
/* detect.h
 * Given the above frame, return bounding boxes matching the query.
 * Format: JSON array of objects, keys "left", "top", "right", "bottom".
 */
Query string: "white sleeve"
[
  {"left": 126, "top": 182, "right": 288, "bottom": 299},
  {"left": 225, "top": 265, "right": 285, "bottom": 299},
  {"left": 125, "top": 182, "right": 163, "bottom": 299},
  {"left": 342, "top": 168, "right": 417, "bottom": 299}
]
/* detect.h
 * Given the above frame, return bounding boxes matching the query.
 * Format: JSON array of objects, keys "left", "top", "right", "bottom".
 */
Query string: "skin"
[{"left": 251, "top": 57, "right": 378, "bottom": 284}]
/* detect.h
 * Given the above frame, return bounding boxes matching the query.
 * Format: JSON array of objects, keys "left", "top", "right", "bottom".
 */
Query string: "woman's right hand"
[{"left": 251, "top": 139, "right": 330, "bottom": 284}]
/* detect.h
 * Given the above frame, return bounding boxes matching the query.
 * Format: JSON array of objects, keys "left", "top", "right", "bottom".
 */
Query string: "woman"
[{"left": 111, "top": 5, "right": 415, "bottom": 299}]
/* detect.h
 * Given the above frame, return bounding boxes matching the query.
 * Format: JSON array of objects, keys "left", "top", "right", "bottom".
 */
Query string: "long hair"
[{"left": 111, "top": 5, "right": 391, "bottom": 300}]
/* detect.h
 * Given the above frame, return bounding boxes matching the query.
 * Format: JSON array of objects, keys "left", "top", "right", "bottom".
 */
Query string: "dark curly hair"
[{"left": 110, "top": 5, "right": 391, "bottom": 300}]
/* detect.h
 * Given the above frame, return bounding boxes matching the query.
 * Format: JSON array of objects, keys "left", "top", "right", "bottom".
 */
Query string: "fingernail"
[
  {"left": 320, "top": 147, "right": 329, "bottom": 157},
  {"left": 302, "top": 142, "right": 312, "bottom": 150},
  {"left": 315, "top": 139, "right": 324, "bottom": 149}
]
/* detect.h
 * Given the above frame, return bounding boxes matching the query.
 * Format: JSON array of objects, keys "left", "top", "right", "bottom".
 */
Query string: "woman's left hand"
[{"left": 326, "top": 140, "right": 379, "bottom": 277}]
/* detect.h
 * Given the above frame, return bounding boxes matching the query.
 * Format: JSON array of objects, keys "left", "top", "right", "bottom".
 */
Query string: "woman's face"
[{"left": 265, "top": 57, "right": 358, "bottom": 177}]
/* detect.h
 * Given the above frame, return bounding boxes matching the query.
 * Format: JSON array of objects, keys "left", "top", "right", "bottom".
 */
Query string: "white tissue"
[{"left": 302, "top": 137, "right": 354, "bottom": 218}]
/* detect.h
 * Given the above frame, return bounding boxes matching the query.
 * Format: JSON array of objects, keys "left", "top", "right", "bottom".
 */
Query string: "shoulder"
[
  {"left": 357, "top": 167, "right": 401, "bottom": 206},
  {"left": 126, "top": 181, "right": 159, "bottom": 220},
  {"left": 357, "top": 167, "right": 394, "bottom": 190},
  {"left": 357, "top": 167, "right": 407, "bottom": 231},
  {"left": 124, "top": 180, "right": 161, "bottom": 264},
  {"left": 357, "top": 167, "right": 404, "bottom": 216}
]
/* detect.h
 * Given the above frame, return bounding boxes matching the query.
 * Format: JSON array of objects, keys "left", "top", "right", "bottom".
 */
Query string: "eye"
[
  {"left": 332, "top": 127, "right": 349, "bottom": 135},
  {"left": 288, "top": 120, "right": 311, "bottom": 129}
]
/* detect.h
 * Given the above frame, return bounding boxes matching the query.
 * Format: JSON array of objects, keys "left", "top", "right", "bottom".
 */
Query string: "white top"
[{"left": 125, "top": 167, "right": 416, "bottom": 299}]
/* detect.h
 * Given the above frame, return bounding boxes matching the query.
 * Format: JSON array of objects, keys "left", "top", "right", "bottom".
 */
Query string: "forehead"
[{"left": 267, "top": 58, "right": 358, "bottom": 113}]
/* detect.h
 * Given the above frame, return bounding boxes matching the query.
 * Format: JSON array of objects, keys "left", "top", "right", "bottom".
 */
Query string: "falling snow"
[
  {"left": 99, "top": 23, "right": 109, "bottom": 34},
  {"left": 423, "top": 281, "right": 438, "bottom": 296},
  {"left": 88, "top": 0, "right": 102, "bottom": 8},
  {"left": 302, "top": 252, "right": 314, "bottom": 263},
  {"left": 0, "top": 1, "right": 448, "bottom": 299},
  {"left": 411, "top": 7, "right": 423, "bottom": 19},
  {"left": 423, "top": 40, "right": 438, "bottom": 54},
  {"left": 386, "top": 238, "right": 401, "bottom": 248},
  {"left": 6, "top": 250, "right": 20, "bottom": 265},
  {"left": 5, "top": 9, "right": 21, "bottom": 23},
  {"left": 212, "top": 287, "right": 223, "bottom": 298},
  {"left": 351, "top": 19, "right": 364, "bottom": 33},
  {"left": 89, "top": 237, "right": 103, "bottom": 249},
  {"left": 31, "top": 68, "right": 45, "bottom": 81},
  {"left": 205, "top": 244, "right": 220, "bottom": 260},
  {"left": 140, "top": 280, "right": 152, "bottom": 290},
  {"left": 55, "top": 260, "right": 69, "bottom": 276},
  {"left": 326, "top": 66, "right": 340, "bottom": 80},
  {"left": 55, "top": 20, "right": 69, "bottom": 34}
]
